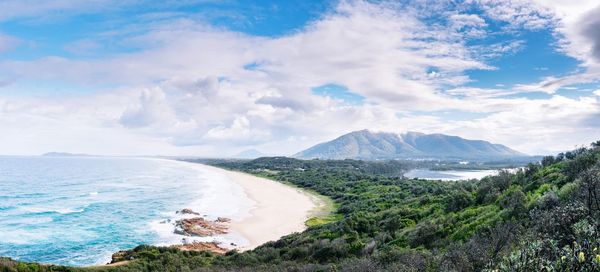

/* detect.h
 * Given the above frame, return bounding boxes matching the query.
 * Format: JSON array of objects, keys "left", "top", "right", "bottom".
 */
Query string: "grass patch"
[{"left": 305, "top": 214, "right": 344, "bottom": 227}]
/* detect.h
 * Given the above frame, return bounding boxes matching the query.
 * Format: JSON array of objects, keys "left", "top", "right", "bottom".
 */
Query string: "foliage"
[{"left": 1, "top": 143, "right": 599, "bottom": 271}]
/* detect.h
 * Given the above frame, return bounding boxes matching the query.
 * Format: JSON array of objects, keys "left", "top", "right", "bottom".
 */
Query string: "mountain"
[
  {"left": 234, "top": 149, "right": 267, "bottom": 159},
  {"left": 294, "top": 130, "right": 526, "bottom": 160}
]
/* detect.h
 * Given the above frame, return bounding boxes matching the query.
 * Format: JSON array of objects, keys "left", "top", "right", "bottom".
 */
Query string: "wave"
[
  {"left": 0, "top": 156, "right": 255, "bottom": 266},
  {"left": 142, "top": 162, "right": 255, "bottom": 250},
  {"left": 0, "top": 229, "right": 52, "bottom": 245},
  {"left": 0, "top": 205, "right": 15, "bottom": 211},
  {"left": 18, "top": 205, "right": 88, "bottom": 215}
]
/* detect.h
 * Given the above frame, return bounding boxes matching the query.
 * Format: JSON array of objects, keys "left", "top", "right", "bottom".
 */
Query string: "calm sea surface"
[
  {"left": 0, "top": 156, "right": 251, "bottom": 266},
  {"left": 404, "top": 169, "right": 500, "bottom": 181}
]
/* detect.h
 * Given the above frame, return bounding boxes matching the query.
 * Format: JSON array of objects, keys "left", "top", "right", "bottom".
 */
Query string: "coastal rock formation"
[
  {"left": 216, "top": 217, "right": 231, "bottom": 223},
  {"left": 174, "top": 241, "right": 229, "bottom": 254},
  {"left": 174, "top": 217, "right": 229, "bottom": 236},
  {"left": 110, "top": 250, "right": 133, "bottom": 264},
  {"left": 176, "top": 208, "right": 200, "bottom": 215}
]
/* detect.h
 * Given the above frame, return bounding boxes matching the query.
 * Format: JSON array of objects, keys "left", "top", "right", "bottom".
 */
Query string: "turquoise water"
[{"left": 0, "top": 156, "right": 251, "bottom": 266}]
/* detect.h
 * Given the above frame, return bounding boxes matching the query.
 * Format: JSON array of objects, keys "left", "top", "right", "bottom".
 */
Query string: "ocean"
[{"left": 0, "top": 156, "right": 253, "bottom": 266}]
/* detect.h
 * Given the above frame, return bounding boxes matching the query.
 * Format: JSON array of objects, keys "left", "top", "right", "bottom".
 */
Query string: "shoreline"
[
  {"left": 196, "top": 164, "right": 323, "bottom": 251},
  {"left": 0, "top": 157, "right": 327, "bottom": 267},
  {"left": 105, "top": 162, "right": 327, "bottom": 266}
]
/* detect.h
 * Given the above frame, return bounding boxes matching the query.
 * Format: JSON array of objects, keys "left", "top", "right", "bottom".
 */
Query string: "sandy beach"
[{"left": 199, "top": 165, "right": 324, "bottom": 251}]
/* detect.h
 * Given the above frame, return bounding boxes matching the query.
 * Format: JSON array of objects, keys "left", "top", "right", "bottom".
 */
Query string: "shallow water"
[
  {"left": 0, "top": 156, "right": 252, "bottom": 266},
  {"left": 404, "top": 169, "right": 500, "bottom": 181}
]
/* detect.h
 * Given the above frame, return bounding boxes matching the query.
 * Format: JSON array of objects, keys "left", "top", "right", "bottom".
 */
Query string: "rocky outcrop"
[
  {"left": 174, "top": 217, "right": 229, "bottom": 236},
  {"left": 110, "top": 250, "right": 133, "bottom": 264},
  {"left": 176, "top": 208, "right": 200, "bottom": 215},
  {"left": 216, "top": 217, "right": 231, "bottom": 223},
  {"left": 107, "top": 211, "right": 234, "bottom": 265}
]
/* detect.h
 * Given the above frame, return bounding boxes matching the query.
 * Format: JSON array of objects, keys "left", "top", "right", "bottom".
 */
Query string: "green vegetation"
[
  {"left": 305, "top": 214, "right": 343, "bottom": 228},
  {"left": 1, "top": 143, "right": 599, "bottom": 271}
]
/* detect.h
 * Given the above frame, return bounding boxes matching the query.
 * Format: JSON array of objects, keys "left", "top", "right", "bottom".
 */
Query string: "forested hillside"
[
  {"left": 294, "top": 130, "right": 525, "bottom": 160},
  {"left": 2, "top": 142, "right": 599, "bottom": 272}
]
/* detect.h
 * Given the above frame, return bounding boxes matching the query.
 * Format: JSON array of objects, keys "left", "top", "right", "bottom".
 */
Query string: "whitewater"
[{"left": 0, "top": 156, "right": 253, "bottom": 266}]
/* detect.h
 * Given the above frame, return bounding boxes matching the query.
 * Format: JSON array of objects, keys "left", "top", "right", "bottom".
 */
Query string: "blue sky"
[
  {"left": 0, "top": 0, "right": 599, "bottom": 156},
  {"left": 1, "top": 1, "right": 330, "bottom": 59}
]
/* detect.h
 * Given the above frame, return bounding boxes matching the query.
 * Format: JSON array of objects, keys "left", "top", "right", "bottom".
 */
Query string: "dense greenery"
[
  {"left": 197, "top": 156, "right": 539, "bottom": 174},
  {"left": 1, "top": 143, "right": 599, "bottom": 271}
]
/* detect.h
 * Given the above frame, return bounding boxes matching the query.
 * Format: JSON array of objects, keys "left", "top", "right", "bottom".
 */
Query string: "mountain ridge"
[
  {"left": 294, "top": 129, "right": 525, "bottom": 160},
  {"left": 234, "top": 149, "right": 267, "bottom": 159}
]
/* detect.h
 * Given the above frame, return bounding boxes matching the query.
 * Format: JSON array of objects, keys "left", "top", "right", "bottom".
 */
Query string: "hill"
[
  {"left": 294, "top": 129, "right": 526, "bottom": 160},
  {"left": 234, "top": 149, "right": 267, "bottom": 159}
]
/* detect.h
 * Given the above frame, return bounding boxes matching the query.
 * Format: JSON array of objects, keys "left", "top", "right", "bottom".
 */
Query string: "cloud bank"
[{"left": 0, "top": 0, "right": 599, "bottom": 156}]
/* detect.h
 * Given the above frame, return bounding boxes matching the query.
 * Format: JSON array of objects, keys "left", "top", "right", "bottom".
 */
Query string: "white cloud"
[
  {"left": 531, "top": 0, "right": 600, "bottom": 63},
  {"left": 203, "top": 116, "right": 270, "bottom": 144},
  {"left": 474, "top": 0, "right": 556, "bottom": 30},
  {"left": 444, "top": 87, "right": 518, "bottom": 98},
  {"left": 503, "top": 1, "right": 600, "bottom": 92},
  {"left": 119, "top": 87, "right": 175, "bottom": 128},
  {"left": 0, "top": 33, "right": 19, "bottom": 53},
  {"left": 514, "top": 72, "right": 600, "bottom": 94},
  {"left": 472, "top": 40, "right": 525, "bottom": 60},
  {"left": 444, "top": 95, "right": 600, "bottom": 154},
  {"left": 0, "top": 0, "right": 599, "bottom": 156},
  {"left": 448, "top": 13, "right": 487, "bottom": 38}
]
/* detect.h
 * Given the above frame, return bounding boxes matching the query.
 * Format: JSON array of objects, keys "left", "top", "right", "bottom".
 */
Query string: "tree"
[
  {"left": 542, "top": 156, "right": 556, "bottom": 167},
  {"left": 498, "top": 187, "right": 527, "bottom": 217},
  {"left": 579, "top": 163, "right": 600, "bottom": 216},
  {"left": 445, "top": 189, "right": 474, "bottom": 212}
]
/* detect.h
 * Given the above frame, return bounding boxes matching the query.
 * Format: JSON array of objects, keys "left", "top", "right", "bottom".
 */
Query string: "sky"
[{"left": 0, "top": 0, "right": 599, "bottom": 156}]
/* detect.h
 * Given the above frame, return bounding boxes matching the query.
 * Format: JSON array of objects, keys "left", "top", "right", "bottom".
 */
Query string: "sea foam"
[{"left": 0, "top": 156, "right": 254, "bottom": 266}]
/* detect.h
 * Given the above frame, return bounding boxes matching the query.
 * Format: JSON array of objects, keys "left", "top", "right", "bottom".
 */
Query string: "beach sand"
[{"left": 200, "top": 165, "right": 323, "bottom": 251}]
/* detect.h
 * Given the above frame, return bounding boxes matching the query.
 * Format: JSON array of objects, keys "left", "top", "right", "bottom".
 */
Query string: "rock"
[
  {"left": 174, "top": 217, "right": 229, "bottom": 237},
  {"left": 216, "top": 217, "right": 231, "bottom": 223},
  {"left": 110, "top": 250, "right": 131, "bottom": 263},
  {"left": 174, "top": 227, "right": 186, "bottom": 235},
  {"left": 176, "top": 208, "right": 200, "bottom": 215}
]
